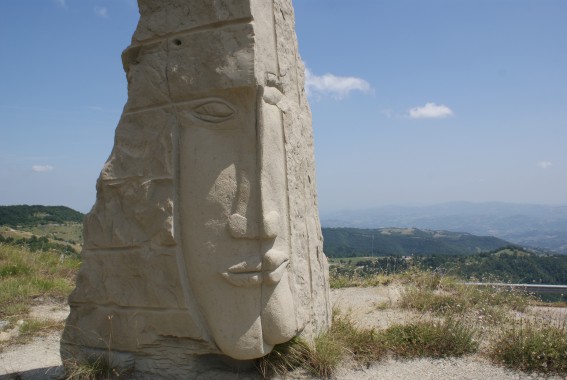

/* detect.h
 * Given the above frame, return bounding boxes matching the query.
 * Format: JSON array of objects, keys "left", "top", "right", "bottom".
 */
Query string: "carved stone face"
[
  {"left": 62, "top": 2, "right": 330, "bottom": 374},
  {"left": 178, "top": 85, "right": 297, "bottom": 359}
]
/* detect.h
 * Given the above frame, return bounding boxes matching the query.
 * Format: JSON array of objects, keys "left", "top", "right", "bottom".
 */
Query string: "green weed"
[
  {"left": 382, "top": 317, "right": 479, "bottom": 358},
  {"left": 329, "top": 312, "right": 386, "bottom": 365},
  {"left": 256, "top": 337, "right": 311, "bottom": 378},
  {"left": 399, "top": 271, "right": 531, "bottom": 323},
  {"left": 257, "top": 309, "right": 481, "bottom": 379},
  {"left": 14, "top": 318, "right": 66, "bottom": 345},
  {"left": 63, "top": 356, "right": 122, "bottom": 380},
  {"left": 0, "top": 243, "right": 79, "bottom": 319},
  {"left": 330, "top": 273, "right": 393, "bottom": 289},
  {"left": 305, "top": 332, "right": 344, "bottom": 379},
  {"left": 489, "top": 318, "right": 567, "bottom": 374}
]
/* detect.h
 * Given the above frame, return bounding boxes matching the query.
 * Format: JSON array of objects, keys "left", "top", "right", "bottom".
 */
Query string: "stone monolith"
[{"left": 61, "top": 0, "right": 331, "bottom": 377}]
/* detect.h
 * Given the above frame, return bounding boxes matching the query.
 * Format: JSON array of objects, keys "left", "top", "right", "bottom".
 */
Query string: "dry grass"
[
  {"left": 62, "top": 356, "right": 124, "bottom": 380},
  {"left": 258, "top": 309, "right": 478, "bottom": 379},
  {"left": 0, "top": 243, "right": 79, "bottom": 320},
  {"left": 488, "top": 317, "right": 567, "bottom": 374},
  {"left": 324, "top": 268, "right": 566, "bottom": 378},
  {"left": 382, "top": 317, "right": 479, "bottom": 358},
  {"left": 330, "top": 272, "right": 393, "bottom": 289},
  {"left": 2, "top": 247, "right": 565, "bottom": 379},
  {"left": 0, "top": 243, "right": 79, "bottom": 351},
  {"left": 398, "top": 271, "right": 531, "bottom": 324}
]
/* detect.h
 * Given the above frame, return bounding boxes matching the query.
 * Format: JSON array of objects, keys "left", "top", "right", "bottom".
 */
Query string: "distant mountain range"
[
  {"left": 2, "top": 203, "right": 565, "bottom": 256},
  {"left": 321, "top": 202, "right": 567, "bottom": 254}
]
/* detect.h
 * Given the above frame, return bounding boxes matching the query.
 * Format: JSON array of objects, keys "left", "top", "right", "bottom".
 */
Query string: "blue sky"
[{"left": 1, "top": 1, "right": 566, "bottom": 214}]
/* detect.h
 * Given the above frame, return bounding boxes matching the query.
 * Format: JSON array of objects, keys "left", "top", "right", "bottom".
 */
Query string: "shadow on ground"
[{"left": 0, "top": 366, "right": 63, "bottom": 380}]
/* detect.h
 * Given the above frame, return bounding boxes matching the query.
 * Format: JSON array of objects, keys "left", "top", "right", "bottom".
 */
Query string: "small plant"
[
  {"left": 329, "top": 313, "right": 386, "bottom": 365},
  {"left": 399, "top": 287, "right": 461, "bottom": 314},
  {"left": 398, "top": 268, "right": 456, "bottom": 290},
  {"left": 304, "top": 332, "right": 344, "bottom": 379},
  {"left": 399, "top": 271, "right": 532, "bottom": 323},
  {"left": 255, "top": 332, "right": 343, "bottom": 379},
  {"left": 63, "top": 356, "right": 120, "bottom": 380},
  {"left": 257, "top": 311, "right": 386, "bottom": 379},
  {"left": 382, "top": 317, "right": 479, "bottom": 358},
  {"left": 374, "top": 300, "right": 391, "bottom": 310},
  {"left": 489, "top": 318, "right": 567, "bottom": 374},
  {"left": 330, "top": 272, "right": 393, "bottom": 289},
  {"left": 256, "top": 337, "right": 310, "bottom": 378},
  {"left": 17, "top": 319, "right": 65, "bottom": 341}
]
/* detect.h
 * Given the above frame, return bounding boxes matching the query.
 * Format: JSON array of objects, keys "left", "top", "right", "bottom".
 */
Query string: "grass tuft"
[
  {"left": 330, "top": 273, "right": 393, "bottom": 289},
  {"left": 399, "top": 271, "right": 531, "bottom": 323},
  {"left": 256, "top": 311, "right": 385, "bottom": 379},
  {"left": 305, "top": 332, "right": 344, "bottom": 379},
  {"left": 329, "top": 312, "right": 386, "bottom": 365},
  {"left": 489, "top": 318, "right": 567, "bottom": 374},
  {"left": 19, "top": 318, "right": 65, "bottom": 337},
  {"left": 382, "top": 317, "right": 479, "bottom": 358},
  {"left": 0, "top": 243, "right": 79, "bottom": 319},
  {"left": 256, "top": 337, "right": 310, "bottom": 378},
  {"left": 257, "top": 310, "right": 479, "bottom": 379},
  {"left": 63, "top": 356, "right": 123, "bottom": 380}
]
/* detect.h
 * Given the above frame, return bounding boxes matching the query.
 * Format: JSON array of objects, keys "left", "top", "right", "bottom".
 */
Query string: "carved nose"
[{"left": 228, "top": 211, "right": 279, "bottom": 240}]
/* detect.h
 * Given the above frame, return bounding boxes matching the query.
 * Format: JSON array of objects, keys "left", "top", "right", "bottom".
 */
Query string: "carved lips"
[{"left": 220, "top": 249, "right": 289, "bottom": 287}]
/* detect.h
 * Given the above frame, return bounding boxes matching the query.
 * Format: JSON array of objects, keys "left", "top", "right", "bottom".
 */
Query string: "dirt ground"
[{"left": 0, "top": 287, "right": 564, "bottom": 379}]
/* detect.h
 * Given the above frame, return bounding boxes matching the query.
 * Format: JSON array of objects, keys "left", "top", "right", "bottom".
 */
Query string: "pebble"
[{"left": 0, "top": 320, "right": 9, "bottom": 331}]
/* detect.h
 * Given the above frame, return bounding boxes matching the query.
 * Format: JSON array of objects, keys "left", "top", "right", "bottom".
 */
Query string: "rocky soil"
[{"left": 1, "top": 287, "right": 564, "bottom": 380}]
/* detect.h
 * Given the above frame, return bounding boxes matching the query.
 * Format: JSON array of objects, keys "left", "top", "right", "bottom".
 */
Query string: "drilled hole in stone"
[{"left": 172, "top": 39, "right": 182, "bottom": 46}]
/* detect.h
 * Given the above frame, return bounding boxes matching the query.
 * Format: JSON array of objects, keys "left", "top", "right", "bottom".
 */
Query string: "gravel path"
[
  {"left": 0, "top": 288, "right": 564, "bottom": 379},
  {"left": 333, "top": 357, "right": 559, "bottom": 380},
  {"left": 0, "top": 334, "right": 63, "bottom": 379}
]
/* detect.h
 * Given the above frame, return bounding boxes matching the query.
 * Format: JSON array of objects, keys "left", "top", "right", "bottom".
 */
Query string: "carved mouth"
[{"left": 220, "top": 250, "right": 289, "bottom": 287}]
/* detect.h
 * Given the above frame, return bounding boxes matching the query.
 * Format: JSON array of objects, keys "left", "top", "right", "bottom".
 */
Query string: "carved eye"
[{"left": 192, "top": 100, "right": 236, "bottom": 123}]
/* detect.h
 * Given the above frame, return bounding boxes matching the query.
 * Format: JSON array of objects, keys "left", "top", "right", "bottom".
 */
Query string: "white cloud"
[
  {"left": 409, "top": 102, "right": 454, "bottom": 119},
  {"left": 32, "top": 165, "right": 54, "bottom": 173},
  {"left": 538, "top": 161, "right": 553, "bottom": 169},
  {"left": 94, "top": 7, "right": 109, "bottom": 18},
  {"left": 305, "top": 68, "right": 372, "bottom": 100}
]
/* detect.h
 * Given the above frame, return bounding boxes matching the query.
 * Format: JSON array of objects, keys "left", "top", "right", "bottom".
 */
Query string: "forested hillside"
[
  {"left": 2, "top": 204, "right": 564, "bottom": 284},
  {"left": 334, "top": 247, "right": 567, "bottom": 285},
  {"left": 322, "top": 227, "right": 511, "bottom": 258},
  {"left": 321, "top": 202, "right": 567, "bottom": 254},
  {"left": 0, "top": 205, "right": 84, "bottom": 227},
  {"left": 417, "top": 248, "right": 567, "bottom": 284}
]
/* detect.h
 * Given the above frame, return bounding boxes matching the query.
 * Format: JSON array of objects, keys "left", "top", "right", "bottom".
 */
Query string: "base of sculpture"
[{"left": 61, "top": 343, "right": 260, "bottom": 379}]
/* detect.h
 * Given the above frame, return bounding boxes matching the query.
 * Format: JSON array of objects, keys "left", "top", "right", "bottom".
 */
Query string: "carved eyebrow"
[{"left": 189, "top": 98, "right": 236, "bottom": 123}]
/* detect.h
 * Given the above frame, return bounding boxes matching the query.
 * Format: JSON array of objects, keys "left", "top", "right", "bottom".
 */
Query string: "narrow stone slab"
[{"left": 62, "top": 1, "right": 331, "bottom": 377}]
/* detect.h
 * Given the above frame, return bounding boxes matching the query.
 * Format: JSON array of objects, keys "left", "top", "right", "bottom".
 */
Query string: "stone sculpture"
[{"left": 61, "top": 0, "right": 331, "bottom": 376}]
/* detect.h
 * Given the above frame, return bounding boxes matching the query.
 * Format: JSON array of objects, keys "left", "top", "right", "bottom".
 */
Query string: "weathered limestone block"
[
  {"left": 100, "top": 108, "right": 175, "bottom": 179},
  {"left": 132, "top": 0, "right": 252, "bottom": 44},
  {"left": 69, "top": 249, "right": 185, "bottom": 308},
  {"left": 84, "top": 178, "right": 175, "bottom": 248},
  {"left": 62, "top": 0, "right": 330, "bottom": 377}
]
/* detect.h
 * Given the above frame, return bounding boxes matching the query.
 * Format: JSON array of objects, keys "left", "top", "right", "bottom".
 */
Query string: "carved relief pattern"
[{"left": 63, "top": 0, "right": 331, "bottom": 375}]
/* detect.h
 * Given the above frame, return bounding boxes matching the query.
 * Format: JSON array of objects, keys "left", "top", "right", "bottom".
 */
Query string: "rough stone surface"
[{"left": 61, "top": 0, "right": 331, "bottom": 377}]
